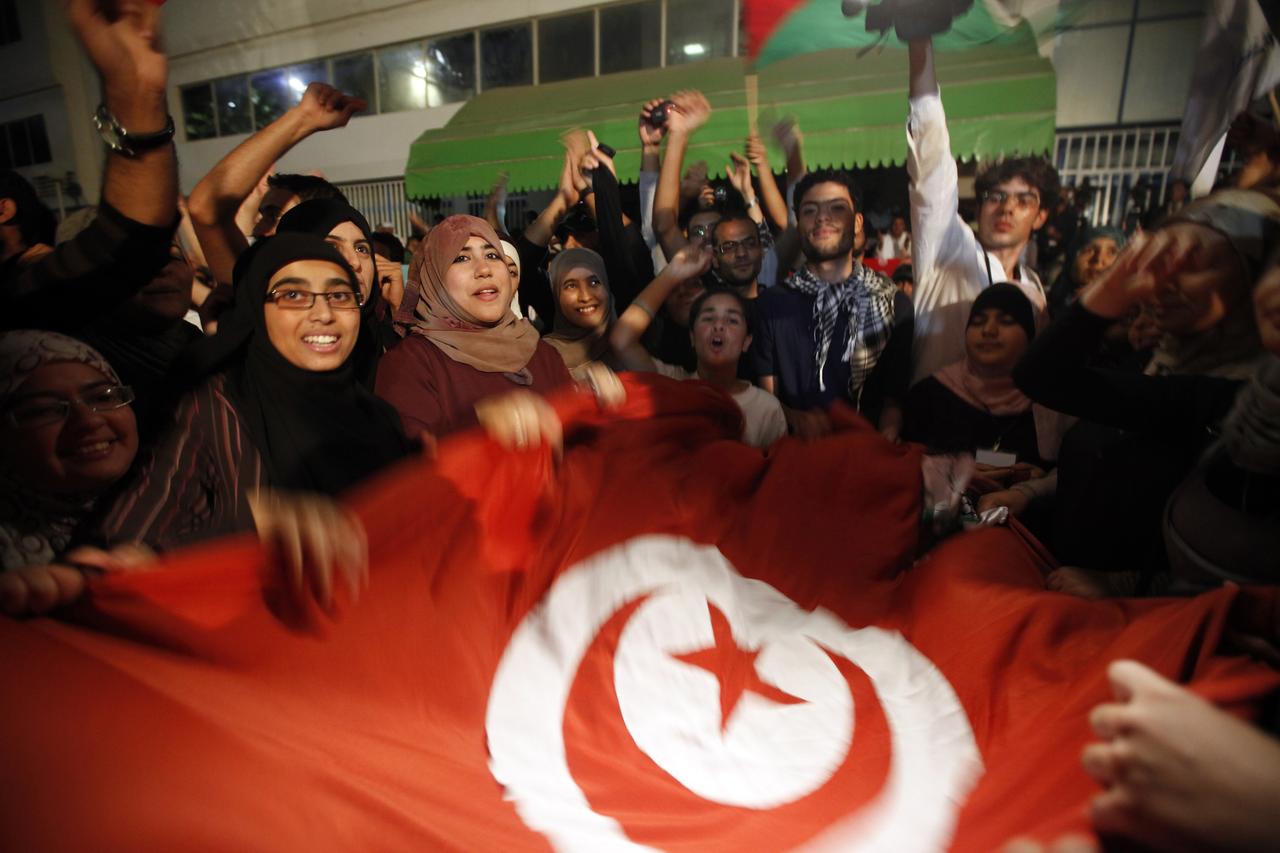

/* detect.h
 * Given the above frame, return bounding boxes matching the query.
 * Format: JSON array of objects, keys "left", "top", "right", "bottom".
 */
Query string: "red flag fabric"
[{"left": 1, "top": 375, "right": 1275, "bottom": 851}]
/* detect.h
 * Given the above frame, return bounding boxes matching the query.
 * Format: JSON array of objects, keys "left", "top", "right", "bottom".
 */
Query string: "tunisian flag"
[{"left": 1, "top": 376, "right": 1275, "bottom": 851}]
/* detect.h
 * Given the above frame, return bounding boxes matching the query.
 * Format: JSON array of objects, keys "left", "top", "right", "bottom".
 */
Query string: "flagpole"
[{"left": 745, "top": 72, "right": 759, "bottom": 137}]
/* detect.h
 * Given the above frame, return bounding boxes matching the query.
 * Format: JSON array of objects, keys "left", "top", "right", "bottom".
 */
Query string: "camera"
[
  {"left": 713, "top": 186, "right": 728, "bottom": 205},
  {"left": 647, "top": 100, "right": 675, "bottom": 129}
]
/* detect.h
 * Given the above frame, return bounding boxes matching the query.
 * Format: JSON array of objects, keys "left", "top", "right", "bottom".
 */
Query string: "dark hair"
[
  {"left": 970, "top": 282, "right": 1035, "bottom": 342},
  {"left": 369, "top": 231, "right": 405, "bottom": 263},
  {"left": 711, "top": 212, "right": 756, "bottom": 246},
  {"left": 0, "top": 170, "right": 57, "bottom": 247},
  {"left": 266, "top": 173, "right": 348, "bottom": 205},
  {"left": 792, "top": 168, "right": 862, "bottom": 218},
  {"left": 689, "top": 286, "right": 752, "bottom": 335},
  {"left": 974, "top": 156, "right": 1060, "bottom": 213}
]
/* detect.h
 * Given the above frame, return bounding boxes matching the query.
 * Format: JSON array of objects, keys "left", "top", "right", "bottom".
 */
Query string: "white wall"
[{"left": 176, "top": 102, "right": 463, "bottom": 191}]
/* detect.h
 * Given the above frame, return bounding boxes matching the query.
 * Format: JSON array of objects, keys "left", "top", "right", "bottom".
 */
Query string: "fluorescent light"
[
  {"left": 412, "top": 60, "right": 427, "bottom": 79},
  {"left": 287, "top": 75, "right": 307, "bottom": 94},
  {"left": 682, "top": 43, "right": 706, "bottom": 56}
]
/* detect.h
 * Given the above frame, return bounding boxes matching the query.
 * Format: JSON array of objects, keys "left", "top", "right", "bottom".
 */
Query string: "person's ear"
[
  {"left": 741, "top": 333, "right": 753, "bottom": 353},
  {"left": 854, "top": 211, "right": 864, "bottom": 233},
  {"left": 0, "top": 198, "right": 17, "bottom": 227},
  {"left": 1032, "top": 207, "right": 1049, "bottom": 232}
]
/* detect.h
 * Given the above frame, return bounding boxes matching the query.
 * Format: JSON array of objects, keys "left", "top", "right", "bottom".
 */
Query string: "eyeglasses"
[
  {"left": 265, "top": 288, "right": 363, "bottom": 310},
  {"left": 981, "top": 190, "right": 1040, "bottom": 210},
  {"left": 5, "top": 384, "right": 135, "bottom": 428},
  {"left": 716, "top": 236, "right": 760, "bottom": 256}
]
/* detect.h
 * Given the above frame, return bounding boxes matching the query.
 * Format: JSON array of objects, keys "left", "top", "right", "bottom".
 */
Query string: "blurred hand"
[
  {"left": 1255, "top": 261, "right": 1280, "bottom": 354},
  {"left": 744, "top": 133, "right": 769, "bottom": 169},
  {"left": 579, "top": 362, "right": 626, "bottom": 411},
  {"left": 1083, "top": 660, "right": 1280, "bottom": 851},
  {"left": 785, "top": 407, "right": 833, "bottom": 439},
  {"left": 638, "top": 98, "right": 667, "bottom": 148},
  {"left": 0, "top": 543, "right": 156, "bottom": 617},
  {"left": 249, "top": 490, "right": 368, "bottom": 617},
  {"left": 977, "top": 488, "right": 1031, "bottom": 517},
  {"left": 772, "top": 116, "right": 803, "bottom": 156},
  {"left": 664, "top": 241, "right": 714, "bottom": 281},
  {"left": 295, "top": 82, "right": 366, "bottom": 133},
  {"left": 580, "top": 130, "right": 617, "bottom": 181},
  {"left": 726, "top": 152, "right": 755, "bottom": 202},
  {"left": 68, "top": 0, "right": 168, "bottom": 123},
  {"left": 556, "top": 148, "right": 587, "bottom": 210},
  {"left": 475, "top": 390, "right": 565, "bottom": 457},
  {"left": 667, "top": 90, "right": 711, "bottom": 136}
]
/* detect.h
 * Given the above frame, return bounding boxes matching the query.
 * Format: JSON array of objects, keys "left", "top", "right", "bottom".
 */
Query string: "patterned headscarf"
[
  {"left": 0, "top": 331, "right": 128, "bottom": 570},
  {"left": 393, "top": 215, "right": 540, "bottom": 382},
  {"left": 785, "top": 262, "right": 897, "bottom": 399}
]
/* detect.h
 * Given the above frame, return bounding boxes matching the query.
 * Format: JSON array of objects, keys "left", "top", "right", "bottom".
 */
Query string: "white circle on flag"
[
  {"left": 485, "top": 535, "right": 983, "bottom": 852},
  {"left": 614, "top": 586, "right": 852, "bottom": 809}
]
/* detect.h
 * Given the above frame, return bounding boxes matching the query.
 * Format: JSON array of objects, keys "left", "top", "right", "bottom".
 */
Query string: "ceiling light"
[{"left": 683, "top": 43, "right": 706, "bottom": 56}]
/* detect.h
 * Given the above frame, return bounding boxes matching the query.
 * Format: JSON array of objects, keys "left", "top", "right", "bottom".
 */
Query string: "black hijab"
[
  {"left": 277, "top": 200, "right": 397, "bottom": 382},
  {"left": 217, "top": 233, "right": 410, "bottom": 495}
]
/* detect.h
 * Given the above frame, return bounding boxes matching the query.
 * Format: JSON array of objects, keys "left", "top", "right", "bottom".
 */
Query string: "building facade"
[{"left": 1, "top": 0, "right": 1208, "bottom": 226}]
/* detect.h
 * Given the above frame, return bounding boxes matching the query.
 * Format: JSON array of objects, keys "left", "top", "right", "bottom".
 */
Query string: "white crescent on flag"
[{"left": 486, "top": 535, "right": 984, "bottom": 852}]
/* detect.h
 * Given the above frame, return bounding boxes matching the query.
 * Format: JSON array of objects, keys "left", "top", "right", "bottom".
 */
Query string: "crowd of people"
[{"left": 2, "top": 3, "right": 1279, "bottom": 848}]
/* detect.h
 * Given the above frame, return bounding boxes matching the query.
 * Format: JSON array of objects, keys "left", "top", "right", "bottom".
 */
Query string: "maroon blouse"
[{"left": 374, "top": 335, "right": 575, "bottom": 439}]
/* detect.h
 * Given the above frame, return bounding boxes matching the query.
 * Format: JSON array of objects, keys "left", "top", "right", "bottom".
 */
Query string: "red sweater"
[{"left": 375, "top": 335, "right": 574, "bottom": 439}]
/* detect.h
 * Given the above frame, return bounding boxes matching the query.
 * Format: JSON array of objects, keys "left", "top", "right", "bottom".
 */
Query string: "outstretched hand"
[
  {"left": 0, "top": 543, "right": 156, "bottom": 617},
  {"left": 664, "top": 241, "right": 714, "bottom": 281},
  {"left": 667, "top": 90, "right": 711, "bottom": 136},
  {"left": 249, "top": 490, "right": 368, "bottom": 618},
  {"left": 638, "top": 98, "right": 668, "bottom": 148},
  {"left": 726, "top": 152, "right": 755, "bottom": 202},
  {"left": 295, "top": 82, "right": 367, "bottom": 133},
  {"left": 475, "top": 390, "right": 565, "bottom": 458},
  {"left": 1082, "top": 660, "right": 1280, "bottom": 851}
]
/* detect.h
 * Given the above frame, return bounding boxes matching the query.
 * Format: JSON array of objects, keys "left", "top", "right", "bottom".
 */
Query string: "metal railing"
[
  {"left": 1053, "top": 124, "right": 1182, "bottom": 228},
  {"left": 339, "top": 176, "right": 528, "bottom": 240}
]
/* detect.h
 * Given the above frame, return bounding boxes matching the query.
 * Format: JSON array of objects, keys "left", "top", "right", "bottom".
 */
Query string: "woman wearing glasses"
[
  {"left": 0, "top": 235, "right": 416, "bottom": 618},
  {"left": 0, "top": 331, "right": 139, "bottom": 573}
]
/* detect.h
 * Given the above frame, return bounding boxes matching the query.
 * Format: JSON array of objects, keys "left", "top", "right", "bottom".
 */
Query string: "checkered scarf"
[{"left": 785, "top": 263, "right": 896, "bottom": 397}]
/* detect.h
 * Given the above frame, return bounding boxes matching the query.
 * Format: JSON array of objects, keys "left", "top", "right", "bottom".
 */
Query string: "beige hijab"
[
  {"left": 543, "top": 248, "right": 616, "bottom": 380},
  {"left": 393, "top": 215, "right": 539, "bottom": 379}
]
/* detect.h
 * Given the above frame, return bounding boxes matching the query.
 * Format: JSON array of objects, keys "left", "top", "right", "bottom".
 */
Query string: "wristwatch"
[{"left": 93, "top": 104, "right": 175, "bottom": 157}]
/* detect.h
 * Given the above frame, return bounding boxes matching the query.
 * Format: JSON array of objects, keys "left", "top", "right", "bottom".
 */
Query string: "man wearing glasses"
[{"left": 905, "top": 36, "right": 1061, "bottom": 384}]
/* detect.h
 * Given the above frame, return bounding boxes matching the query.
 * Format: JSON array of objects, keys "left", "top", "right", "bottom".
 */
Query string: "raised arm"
[
  {"left": 4, "top": 0, "right": 178, "bottom": 329},
  {"left": 609, "top": 243, "right": 713, "bottom": 371},
  {"left": 187, "top": 82, "right": 365, "bottom": 284},
  {"left": 905, "top": 37, "right": 961, "bottom": 281},
  {"left": 744, "top": 132, "right": 788, "bottom": 231},
  {"left": 653, "top": 90, "right": 711, "bottom": 259},
  {"left": 483, "top": 172, "right": 509, "bottom": 235}
]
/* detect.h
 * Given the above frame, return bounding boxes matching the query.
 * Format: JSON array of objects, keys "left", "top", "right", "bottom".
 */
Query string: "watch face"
[{"left": 94, "top": 107, "right": 127, "bottom": 153}]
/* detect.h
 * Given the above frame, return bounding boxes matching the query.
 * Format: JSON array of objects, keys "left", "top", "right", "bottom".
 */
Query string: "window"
[
  {"left": 600, "top": 1, "right": 661, "bottom": 75},
  {"left": 423, "top": 32, "right": 476, "bottom": 106},
  {"left": 251, "top": 61, "right": 326, "bottom": 128},
  {"left": 666, "top": 0, "right": 734, "bottom": 66},
  {"left": 378, "top": 42, "right": 427, "bottom": 113},
  {"left": 332, "top": 53, "right": 376, "bottom": 109},
  {"left": 481, "top": 24, "right": 532, "bottom": 90},
  {"left": 25, "top": 116, "right": 50, "bottom": 164},
  {"left": 0, "top": 0, "right": 20, "bottom": 46},
  {"left": 538, "top": 12, "right": 594, "bottom": 84},
  {"left": 0, "top": 115, "right": 51, "bottom": 168},
  {"left": 181, "top": 83, "right": 217, "bottom": 140},
  {"left": 214, "top": 76, "right": 252, "bottom": 135}
]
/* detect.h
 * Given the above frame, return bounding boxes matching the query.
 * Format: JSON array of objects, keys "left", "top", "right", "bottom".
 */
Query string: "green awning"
[{"left": 404, "top": 41, "right": 1055, "bottom": 199}]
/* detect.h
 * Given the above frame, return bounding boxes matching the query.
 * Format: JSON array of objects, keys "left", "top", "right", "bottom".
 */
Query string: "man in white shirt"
[
  {"left": 876, "top": 213, "right": 912, "bottom": 261},
  {"left": 905, "top": 37, "right": 1060, "bottom": 384}
]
